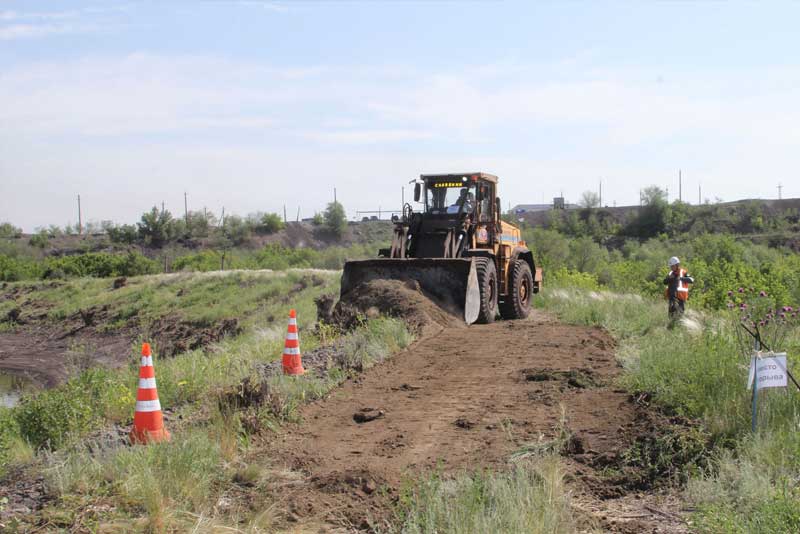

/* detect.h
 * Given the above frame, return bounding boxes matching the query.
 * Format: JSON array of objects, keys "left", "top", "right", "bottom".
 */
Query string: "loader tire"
[
  {"left": 474, "top": 257, "right": 498, "bottom": 324},
  {"left": 500, "top": 260, "right": 533, "bottom": 320}
]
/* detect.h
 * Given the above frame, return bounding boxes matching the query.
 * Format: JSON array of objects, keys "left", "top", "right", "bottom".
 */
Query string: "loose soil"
[
  {"left": 0, "top": 296, "right": 241, "bottom": 387},
  {"left": 325, "top": 279, "right": 464, "bottom": 337},
  {"left": 259, "top": 312, "right": 691, "bottom": 533}
]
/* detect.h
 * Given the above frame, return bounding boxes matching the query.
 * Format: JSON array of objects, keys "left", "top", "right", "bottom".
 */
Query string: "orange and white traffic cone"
[
  {"left": 130, "top": 342, "right": 170, "bottom": 444},
  {"left": 282, "top": 309, "right": 305, "bottom": 375}
]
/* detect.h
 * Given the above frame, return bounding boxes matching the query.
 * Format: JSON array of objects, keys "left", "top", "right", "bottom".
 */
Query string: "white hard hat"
[{"left": 668, "top": 256, "right": 680, "bottom": 267}]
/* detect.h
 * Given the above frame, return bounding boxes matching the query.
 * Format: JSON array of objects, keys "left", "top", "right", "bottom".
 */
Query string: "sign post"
[{"left": 748, "top": 352, "right": 789, "bottom": 432}]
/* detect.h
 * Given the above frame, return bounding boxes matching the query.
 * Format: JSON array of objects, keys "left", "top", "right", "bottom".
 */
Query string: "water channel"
[{"left": 0, "top": 373, "right": 31, "bottom": 408}]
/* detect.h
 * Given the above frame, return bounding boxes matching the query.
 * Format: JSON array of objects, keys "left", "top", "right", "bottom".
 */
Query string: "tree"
[
  {"left": 311, "top": 213, "right": 324, "bottom": 226},
  {"left": 641, "top": 186, "right": 667, "bottom": 206},
  {"left": 222, "top": 215, "right": 251, "bottom": 245},
  {"left": 185, "top": 210, "right": 214, "bottom": 238},
  {"left": 258, "top": 213, "right": 285, "bottom": 234},
  {"left": 626, "top": 186, "right": 669, "bottom": 238},
  {"left": 323, "top": 201, "right": 347, "bottom": 238},
  {"left": 138, "top": 207, "right": 175, "bottom": 247},
  {"left": 0, "top": 222, "right": 22, "bottom": 238},
  {"left": 579, "top": 191, "right": 600, "bottom": 209},
  {"left": 108, "top": 224, "right": 138, "bottom": 245}
]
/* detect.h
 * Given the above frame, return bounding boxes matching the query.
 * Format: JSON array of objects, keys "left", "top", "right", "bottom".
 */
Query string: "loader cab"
[{"left": 417, "top": 173, "right": 497, "bottom": 225}]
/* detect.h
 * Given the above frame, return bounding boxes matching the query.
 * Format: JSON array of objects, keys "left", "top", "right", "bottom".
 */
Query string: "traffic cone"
[
  {"left": 282, "top": 309, "right": 305, "bottom": 375},
  {"left": 130, "top": 343, "right": 170, "bottom": 444}
]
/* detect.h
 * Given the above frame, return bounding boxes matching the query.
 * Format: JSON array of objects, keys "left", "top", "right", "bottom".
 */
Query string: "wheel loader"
[{"left": 341, "top": 172, "right": 542, "bottom": 324}]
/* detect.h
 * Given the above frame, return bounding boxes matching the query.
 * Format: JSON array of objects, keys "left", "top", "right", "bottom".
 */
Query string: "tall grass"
[
  {"left": 12, "top": 315, "right": 413, "bottom": 531},
  {"left": 538, "top": 285, "right": 800, "bottom": 533},
  {"left": 45, "top": 429, "right": 226, "bottom": 532},
  {"left": 390, "top": 456, "right": 574, "bottom": 534}
]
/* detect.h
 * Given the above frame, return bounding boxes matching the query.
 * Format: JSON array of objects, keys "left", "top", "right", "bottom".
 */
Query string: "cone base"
[
  {"left": 130, "top": 427, "right": 171, "bottom": 445},
  {"left": 282, "top": 365, "right": 305, "bottom": 376}
]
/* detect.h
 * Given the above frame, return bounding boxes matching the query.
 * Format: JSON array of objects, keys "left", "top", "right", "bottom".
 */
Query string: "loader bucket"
[{"left": 341, "top": 258, "right": 480, "bottom": 324}]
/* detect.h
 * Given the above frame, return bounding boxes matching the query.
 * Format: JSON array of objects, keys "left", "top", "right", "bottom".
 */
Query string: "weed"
[{"left": 390, "top": 455, "right": 574, "bottom": 534}]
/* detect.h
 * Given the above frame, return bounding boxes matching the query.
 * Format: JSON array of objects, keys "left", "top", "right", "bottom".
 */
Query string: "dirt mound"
[
  {"left": 149, "top": 316, "right": 241, "bottom": 357},
  {"left": 324, "top": 279, "right": 463, "bottom": 335}
]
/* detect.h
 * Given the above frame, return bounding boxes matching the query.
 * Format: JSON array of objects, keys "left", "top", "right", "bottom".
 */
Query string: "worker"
[
  {"left": 447, "top": 188, "right": 474, "bottom": 215},
  {"left": 664, "top": 256, "right": 694, "bottom": 322}
]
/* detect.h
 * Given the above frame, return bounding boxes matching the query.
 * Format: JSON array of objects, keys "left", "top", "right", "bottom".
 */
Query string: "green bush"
[
  {"left": 14, "top": 368, "right": 132, "bottom": 450},
  {"left": 0, "top": 408, "right": 21, "bottom": 474},
  {"left": 42, "top": 252, "right": 159, "bottom": 279},
  {"left": 0, "top": 254, "right": 42, "bottom": 281}
]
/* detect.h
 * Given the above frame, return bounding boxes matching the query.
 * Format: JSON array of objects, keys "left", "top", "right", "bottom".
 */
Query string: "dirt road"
[{"left": 264, "top": 311, "right": 689, "bottom": 533}]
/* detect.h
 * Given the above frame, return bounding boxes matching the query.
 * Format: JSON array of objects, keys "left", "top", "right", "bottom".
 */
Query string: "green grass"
[
  {"left": 3, "top": 268, "right": 339, "bottom": 332},
  {"left": 537, "top": 285, "right": 800, "bottom": 533},
  {"left": 2, "top": 306, "right": 413, "bottom": 531},
  {"left": 390, "top": 456, "right": 574, "bottom": 534}
]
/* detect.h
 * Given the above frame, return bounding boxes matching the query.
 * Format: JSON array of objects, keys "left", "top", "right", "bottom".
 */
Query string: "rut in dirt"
[{"left": 259, "top": 309, "right": 690, "bottom": 533}]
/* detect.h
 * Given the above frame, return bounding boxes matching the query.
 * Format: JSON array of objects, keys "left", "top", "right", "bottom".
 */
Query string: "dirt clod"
[
  {"left": 353, "top": 408, "right": 385, "bottom": 424},
  {"left": 454, "top": 417, "right": 475, "bottom": 429}
]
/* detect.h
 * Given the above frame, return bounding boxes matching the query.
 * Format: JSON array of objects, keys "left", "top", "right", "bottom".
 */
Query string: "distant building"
[
  {"left": 511, "top": 204, "right": 552, "bottom": 214},
  {"left": 511, "top": 201, "right": 578, "bottom": 214}
]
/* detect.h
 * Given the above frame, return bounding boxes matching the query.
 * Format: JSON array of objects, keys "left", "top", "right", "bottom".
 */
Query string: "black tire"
[
  {"left": 474, "top": 257, "right": 498, "bottom": 324},
  {"left": 499, "top": 260, "right": 533, "bottom": 320}
]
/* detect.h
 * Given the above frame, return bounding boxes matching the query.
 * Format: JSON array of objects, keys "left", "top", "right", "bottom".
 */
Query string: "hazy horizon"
[{"left": 2, "top": 1, "right": 799, "bottom": 232}]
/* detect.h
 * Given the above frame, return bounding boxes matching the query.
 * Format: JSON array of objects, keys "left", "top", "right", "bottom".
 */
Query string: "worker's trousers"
[{"left": 668, "top": 297, "right": 685, "bottom": 320}]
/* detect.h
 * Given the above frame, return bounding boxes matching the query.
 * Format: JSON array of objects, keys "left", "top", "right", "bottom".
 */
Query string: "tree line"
[{"left": 0, "top": 201, "right": 349, "bottom": 249}]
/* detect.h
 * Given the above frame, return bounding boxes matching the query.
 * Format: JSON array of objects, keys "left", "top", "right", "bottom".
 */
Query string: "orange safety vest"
[{"left": 665, "top": 268, "right": 690, "bottom": 301}]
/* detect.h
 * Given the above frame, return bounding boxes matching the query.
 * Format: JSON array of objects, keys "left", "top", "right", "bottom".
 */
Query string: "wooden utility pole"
[
  {"left": 778, "top": 183, "right": 783, "bottom": 200},
  {"left": 77, "top": 194, "right": 82, "bottom": 235},
  {"left": 283, "top": 204, "right": 287, "bottom": 224},
  {"left": 184, "top": 192, "right": 189, "bottom": 224},
  {"left": 698, "top": 184, "right": 701, "bottom": 205},
  {"left": 161, "top": 201, "right": 165, "bottom": 214},
  {"left": 334, "top": 187, "right": 337, "bottom": 204},
  {"left": 296, "top": 206, "right": 300, "bottom": 222},
  {"left": 678, "top": 170, "right": 682, "bottom": 202}
]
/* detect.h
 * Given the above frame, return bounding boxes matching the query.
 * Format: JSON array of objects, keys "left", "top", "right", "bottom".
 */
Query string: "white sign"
[{"left": 748, "top": 353, "right": 788, "bottom": 390}]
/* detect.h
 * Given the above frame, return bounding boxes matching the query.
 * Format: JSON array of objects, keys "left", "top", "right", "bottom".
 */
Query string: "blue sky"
[{"left": 2, "top": 1, "right": 799, "bottom": 231}]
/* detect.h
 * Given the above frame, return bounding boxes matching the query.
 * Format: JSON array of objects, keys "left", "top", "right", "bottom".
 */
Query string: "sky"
[{"left": 1, "top": 1, "right": 799, "bottom": 231}]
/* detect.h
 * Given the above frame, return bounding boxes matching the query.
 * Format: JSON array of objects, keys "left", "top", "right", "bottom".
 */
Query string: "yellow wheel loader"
[{"left": 341, "top": 172, "right": 542, "bottom": 324}]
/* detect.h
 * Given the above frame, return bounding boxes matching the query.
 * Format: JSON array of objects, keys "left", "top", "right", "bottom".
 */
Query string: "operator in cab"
[{"left": 447, "top": 188, "right": 475, "bottom": 215}]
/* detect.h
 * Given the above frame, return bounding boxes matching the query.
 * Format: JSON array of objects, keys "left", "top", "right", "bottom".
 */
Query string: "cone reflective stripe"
[
  {"left": 130, "top": 343, "right": 170, "bottom": 444},
  {"left": 282, "top": 309, "right": 305, "bottom": 375}
]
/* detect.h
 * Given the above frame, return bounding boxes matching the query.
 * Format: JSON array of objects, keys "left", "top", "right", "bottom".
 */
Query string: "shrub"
[
  {"left": 42, "top": 252, "right": 159, "bottom": 279},
  {"left": 28, "top": 232, "right": 49, "bottom": 249},
  {"left": 14, "top": 368, "right": 133, "bottom": 450},
  {"left": 0, "top": 408, "right": 21, "bottom": 474}
]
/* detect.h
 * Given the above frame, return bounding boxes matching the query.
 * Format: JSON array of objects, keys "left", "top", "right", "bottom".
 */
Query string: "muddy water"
[{"left": 0, "top": 373, "right": 30, "bottom": 408}]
